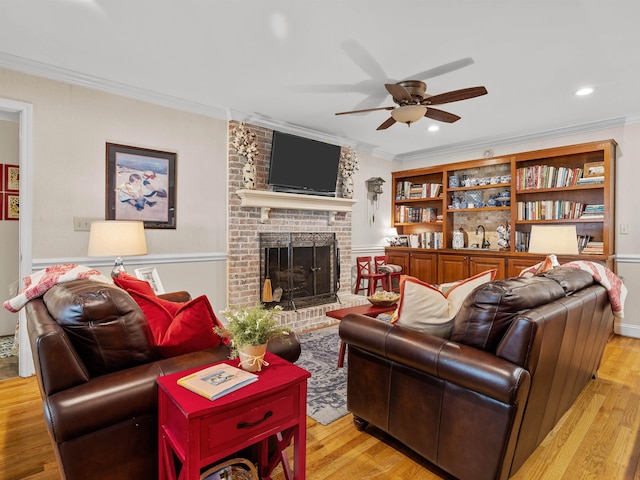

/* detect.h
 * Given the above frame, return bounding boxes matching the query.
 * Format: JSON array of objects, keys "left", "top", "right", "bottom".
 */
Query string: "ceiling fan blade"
[
  {"left": 407, "top": 57, "right": 475, "bottom": 81},
  {"left": 335, "top": 106, "right": 395, "bottom": 116},
  {"left": 425, "top": 108, "right": 461, "bottom": 123},
  {"left": 423, "top": 86, "right": 488, "bottom": 105},
  {"left": 376, "top": 117, "right": 397, "bottom": 130},
  {"left": 385, "top": 83, "right": 413, "bottom": 104},
  {"left": 340, "top": 39, "right": 389, "bottom": 81}
]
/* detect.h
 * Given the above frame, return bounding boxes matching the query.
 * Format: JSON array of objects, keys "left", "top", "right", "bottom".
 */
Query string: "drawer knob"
[{"left": 237, "top": 410, "right": 273, "bottom": 429}]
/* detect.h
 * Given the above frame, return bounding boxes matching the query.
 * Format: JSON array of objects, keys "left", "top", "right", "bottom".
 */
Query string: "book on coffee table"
[{"left": 177, "top": 363, "right": 258, "bottom": 401}]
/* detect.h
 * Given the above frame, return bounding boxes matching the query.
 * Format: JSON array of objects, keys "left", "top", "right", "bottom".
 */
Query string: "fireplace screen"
[{"left": 259, "top": 232, "right": 339, "bottom": 310}]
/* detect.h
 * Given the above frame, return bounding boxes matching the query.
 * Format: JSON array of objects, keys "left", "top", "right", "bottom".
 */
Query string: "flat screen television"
[{"left": 268, "top": 131, "right": 341, "bottom": 196}]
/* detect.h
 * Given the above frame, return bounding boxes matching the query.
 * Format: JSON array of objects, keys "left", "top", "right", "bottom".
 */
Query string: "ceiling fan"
[{"left": 335, "top": 80, "right": 488, "bottom": 130}]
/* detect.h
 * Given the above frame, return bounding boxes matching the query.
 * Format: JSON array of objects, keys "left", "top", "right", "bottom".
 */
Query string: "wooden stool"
[
  {"left": 374, "top": 255, "right": 402, "bottom": 293},
  {"left": 354, "top": 256, "right": 387, "bottom": 295}
]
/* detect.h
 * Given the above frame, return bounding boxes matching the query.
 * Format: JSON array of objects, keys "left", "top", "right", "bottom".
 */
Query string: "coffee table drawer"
[{"left": 200, "top": 389, "right": 298, "bottom": 456}]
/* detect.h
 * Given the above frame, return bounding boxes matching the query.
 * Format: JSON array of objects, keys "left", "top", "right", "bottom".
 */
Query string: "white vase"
[
  {"left": 342, "top": 175, "right": 354, "bottom": 199},
  {"left": 242, "top": 161, "right": 256, "bottom": 189},
  {"left": 238, "top": 343, "right": 268, "bottom": 372}
]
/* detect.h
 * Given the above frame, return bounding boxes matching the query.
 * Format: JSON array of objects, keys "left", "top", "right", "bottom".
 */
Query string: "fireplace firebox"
[{"left": 259, "top": 232, "right": 339, "bottom": 310}]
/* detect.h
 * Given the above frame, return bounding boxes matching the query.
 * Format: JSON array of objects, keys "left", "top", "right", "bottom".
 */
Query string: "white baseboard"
[{"left": 614, "top": 321, "right": 640, "bottom": 339}]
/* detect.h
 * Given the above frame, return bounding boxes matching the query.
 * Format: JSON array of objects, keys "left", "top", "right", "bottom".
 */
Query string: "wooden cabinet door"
[
  {"left": 410, "top": 252, "right": 438, "bottom": 284},
  {"left": 507, "top": 256, "right": 545, "bottom": 278},
  {"left": 470, "top": 256, "right": 506, "bottom": 280},
  {"left": 385, "top": 250, "right": 410, "bottom": 274},
  {"left": 438, "top": 254, "right": 469, "bottom": 283}
]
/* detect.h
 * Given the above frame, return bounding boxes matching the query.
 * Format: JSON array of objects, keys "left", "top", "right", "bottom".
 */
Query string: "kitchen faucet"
[{"left": 476, "top": 225, "right": 491, "bottom": 249}]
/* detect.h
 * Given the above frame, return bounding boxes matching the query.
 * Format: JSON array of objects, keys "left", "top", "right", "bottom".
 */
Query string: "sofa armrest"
[
  {"left": 158, "top": 290, "right": 192, "bottom": 303},
  {"left": 340, "top": 313, "right": 530, "bottom": 405},
  {"left": 45, "top": 347, "right": 231, "bottom": 443}
]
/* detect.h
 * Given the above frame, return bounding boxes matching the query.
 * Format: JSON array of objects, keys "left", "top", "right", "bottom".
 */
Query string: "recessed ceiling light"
[
  {"left": 428, "top": 125, "right": 440, "bottom": 132},
  {"left": 575, "top": 87, "right": 595, "bottom": 96}
]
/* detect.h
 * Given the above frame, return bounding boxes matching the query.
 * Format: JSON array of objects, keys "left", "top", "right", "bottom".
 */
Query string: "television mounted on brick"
[{"left": 268, "top": 131, "right": 341, "bottom": 197}]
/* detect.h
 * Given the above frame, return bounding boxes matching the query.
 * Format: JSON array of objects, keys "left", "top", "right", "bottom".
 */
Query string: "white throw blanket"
[{"left": 3, "top": 264, "right": 113, "bottom": 313}]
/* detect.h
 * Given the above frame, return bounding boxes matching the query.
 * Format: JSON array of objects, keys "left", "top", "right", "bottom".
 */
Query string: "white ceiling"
[{"left": 1, "top": 0, "right": 639, "bottom": 161}]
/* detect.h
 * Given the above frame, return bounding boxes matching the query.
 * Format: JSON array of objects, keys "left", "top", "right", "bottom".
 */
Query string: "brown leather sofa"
[
  {"left": 339, "top": 268, "right": 614, "bottom": 480},
  {"left": 25, "top": 279, "right": 300, "bottom": 480}
]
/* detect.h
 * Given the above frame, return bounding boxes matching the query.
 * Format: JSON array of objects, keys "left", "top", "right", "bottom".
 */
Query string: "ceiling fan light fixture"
[{"left": 391, "top": 105, "right": 427, "bottom": 125}]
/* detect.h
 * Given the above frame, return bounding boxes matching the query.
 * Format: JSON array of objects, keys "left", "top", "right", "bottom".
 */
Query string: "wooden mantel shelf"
[{"left": 235, "top": 189, "right": 357, "bottom": 223}]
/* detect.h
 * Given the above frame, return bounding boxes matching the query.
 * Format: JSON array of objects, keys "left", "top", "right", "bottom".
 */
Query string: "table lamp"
[
  {"left": 387, "top": 227, "right": 399, "bottom": 246},
  {"left": 87, "top": 220, "right": 148, "bottom": 276},
  {"left": 527, "top": 224, "right": 579, "bottom": 267}
]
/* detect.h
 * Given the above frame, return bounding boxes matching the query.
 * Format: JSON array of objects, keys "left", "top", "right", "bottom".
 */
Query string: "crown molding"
[
  {"left": 0, "top": 52, "right": 228, "bottom": 120},
  {"left": 396, "top": 115, "right": 640, "bottom": 163}
]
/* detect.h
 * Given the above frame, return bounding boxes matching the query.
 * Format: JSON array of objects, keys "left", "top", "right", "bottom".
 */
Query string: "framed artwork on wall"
[
  {"left": 4, "top": 164, "right": 19, "bottom": 193},
  {"left": 106, "top": 143, "right": 177, "bottom": 229},
  {"left": 5, "top": 193, "right": 19, "bottom": 220},
  {"left": 134, "top": 266, "right": 165, "bottom": 294},
  {"left": 0, "top": 193, "right": 3, "bottom": 220},
  {"left": 0, "top": 164, "right": 3, "bottom": 192}
]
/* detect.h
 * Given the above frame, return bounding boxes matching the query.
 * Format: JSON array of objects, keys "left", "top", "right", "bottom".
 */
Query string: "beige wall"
[
  {"left": 0, "top": 68, "right": 229, "bottom": 311},
  {"left": 0, "top": 119, "right": 19, "bottom": 335}
]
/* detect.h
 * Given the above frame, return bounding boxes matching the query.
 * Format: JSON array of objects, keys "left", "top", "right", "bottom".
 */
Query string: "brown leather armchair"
[{"left": 25, "top": 279, "right": 300, "bottom": 480}]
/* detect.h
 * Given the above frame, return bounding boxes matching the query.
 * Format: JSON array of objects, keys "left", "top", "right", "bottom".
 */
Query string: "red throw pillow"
[
  {"left": 113, "top": 271, "right": 156, "bottom": 297},
  {"left": 128, "top": 290, "right": 224, "bottom": 358}
]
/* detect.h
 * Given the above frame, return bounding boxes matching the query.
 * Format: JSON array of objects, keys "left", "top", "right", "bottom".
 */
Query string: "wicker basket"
[{"left": 200, "top": 458, "right": 259, "bottom": 480}]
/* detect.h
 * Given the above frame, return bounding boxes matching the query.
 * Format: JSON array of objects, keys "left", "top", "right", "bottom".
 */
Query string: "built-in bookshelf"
[{"left": 390, "top": 139, "right": 616, "bottom": 262}]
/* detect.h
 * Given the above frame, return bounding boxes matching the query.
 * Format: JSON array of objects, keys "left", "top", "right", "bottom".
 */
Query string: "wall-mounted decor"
[
  {"left": 0, "top": 193, "right": 3, "bottom": 220},
  {"left": 0, "top": 164, "right": 3, "bottom": 192},
  {"left": 3, "top": 164, "right": 19, "bottom": 193},
  {"left": 134, "top": 266, "right": 165, "bottom": 294},
  {"left": 106, "top": 143, "right": 176, "bottom": 229},
  {"left": 5, "top": 193, "right": 19, "bottom": 220}
]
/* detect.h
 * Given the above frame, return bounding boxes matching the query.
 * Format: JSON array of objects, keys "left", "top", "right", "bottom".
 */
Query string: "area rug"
[
  {"left": 296, "top": 325, "right": 349, "bottom": 426},
  {"left": 0, "top": 335, "right": 17, "bottom": 359}
]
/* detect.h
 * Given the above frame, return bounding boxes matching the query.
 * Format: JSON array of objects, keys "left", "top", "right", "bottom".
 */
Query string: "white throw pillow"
[{"left": 392, "top": 269, "right": 497, "bottom": 337}]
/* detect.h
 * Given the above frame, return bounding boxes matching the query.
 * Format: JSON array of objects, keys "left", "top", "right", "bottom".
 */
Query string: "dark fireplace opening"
[{"left": 260, "top": 232, "right": 339, "bottom": 310}]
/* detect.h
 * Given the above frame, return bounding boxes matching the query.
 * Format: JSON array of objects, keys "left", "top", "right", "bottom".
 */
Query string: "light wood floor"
[{"left": 1, "top": 334, "right": 639, "bottom": 480}]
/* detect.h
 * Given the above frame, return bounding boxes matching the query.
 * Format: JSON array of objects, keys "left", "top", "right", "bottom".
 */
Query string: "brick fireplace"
[{"left": 227, "top": 122, "right": 366, "bottom": 331}]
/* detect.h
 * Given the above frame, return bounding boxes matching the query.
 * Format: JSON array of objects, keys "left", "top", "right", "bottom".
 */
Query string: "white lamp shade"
[
  {"left": 388, "top": 227, "right": 399, "bottom": 237},
  {"left": 391, "top": 105, "right": 427, "bottom": 124},
  {"left": 528, "top": 225, "right": 579, "bottom": 255},
  {"left": 87, "top": 221, "right": 148, "bottom": 257}
]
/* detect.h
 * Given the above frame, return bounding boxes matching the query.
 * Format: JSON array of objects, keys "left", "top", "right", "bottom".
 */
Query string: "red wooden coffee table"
[
  {"left": 158, "top": 353, "right": 310, "bottom": 480},
  {"left": 326, "top": 303, "right": 396, "bottom": 368}
]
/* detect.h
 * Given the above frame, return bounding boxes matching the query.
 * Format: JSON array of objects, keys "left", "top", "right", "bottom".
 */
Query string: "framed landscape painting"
[{"left": 106, "top": 143, "right": 176, "bottom": 229}]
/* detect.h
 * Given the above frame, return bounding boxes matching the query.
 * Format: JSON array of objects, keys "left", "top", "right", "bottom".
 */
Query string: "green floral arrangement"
[{"left": 217, "top": 304, "right": 290, "bottom": 358}]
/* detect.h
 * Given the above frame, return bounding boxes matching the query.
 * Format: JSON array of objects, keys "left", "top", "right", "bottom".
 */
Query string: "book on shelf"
[
  {"left": 516, "top": 165, "right": 583, "bottom": 190},
  {"left": 581, "top": 241, "right": 604, "bottom": 255},
  {"left": 580, "top": 204, "right": 604, "bottom": 219},
  {"left": 577, "top": 235, "right": 591, "bottom": 253},
  {"left": 395, "top": 181, "right": 442, "bottom": 200},
  {"left": 576, "top": 176, "right": 604, "bottom": 185},
  {"left": 177, "top": 363, "right": 258, "bottom": 401}
]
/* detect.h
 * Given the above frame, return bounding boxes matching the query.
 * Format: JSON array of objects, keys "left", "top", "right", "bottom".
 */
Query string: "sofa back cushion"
[
  {"left": 451, "top": 276, "right": 566, "bottom": 352},
  {"left": 43, "top": 280, "right": 158, "bottom": 377}
]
